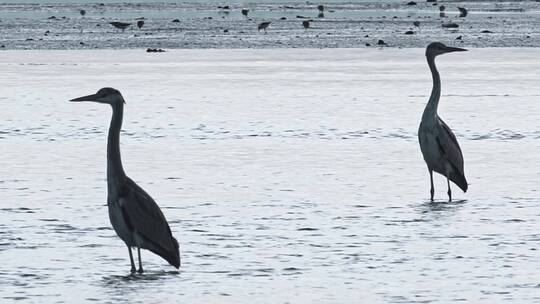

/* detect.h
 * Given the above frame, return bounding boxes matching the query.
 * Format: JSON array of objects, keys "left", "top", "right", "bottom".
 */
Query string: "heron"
[
  {"left": 109, "top": 21, "right": 131, "bottom": 32},
  {"left": 302, "top": 20, "right": 310, "bottom": 30},
  {"left": 137, "top": 20, "right": 144, "bottom": 29},
  {"left": 258, "top": 21, "right": 271, "bottom": 33},
  {"left": 418, "top": 42, "right": 468, "bottom": 202},
  {"left": 70, "top": 88, "right": 180, "bottom": 273}
]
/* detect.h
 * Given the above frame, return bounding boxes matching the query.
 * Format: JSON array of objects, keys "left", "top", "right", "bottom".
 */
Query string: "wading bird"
[
  {"left": 302, "top": 20, "right": 311, "bottom": 30},
  {"left": 109, "top": 21, "right": 131, "bottom": 32},
  {"left": 71, "top": 88, "right": 180, "bottom": 273},
  {"left": 137, "top": 20, "right": 144, "bottom": 29},
  {"left": 258, "top": 21, "right": 271, "bottom": 33},
  {"left": 458, "top": 7, "right": 468, "bottom": 18},
  {"left": 418, "top": 42, "right": 468, "bottom": 202}
]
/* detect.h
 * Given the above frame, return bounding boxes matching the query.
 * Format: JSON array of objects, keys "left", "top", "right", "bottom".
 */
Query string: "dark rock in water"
[
  {"left": 426, "top": 0, "right": 436, "bottom": 2},
  {"left": 405, "top": 30, "right": 414, "bottom": 35},
  {"left": 377, "top": 39, "right": 386, "bottom": 45},
  {"left": 26, "top": 38, "right": 34, "bottom": 41},
  {"left": 79, "top": 41, "right": 85, "bottom": 45},
  {"left": 146, "top": 48, "right": 165, "bottom": 53},
  {"left": 481, "top": 30, "right": 493, "bottom": 33},
  {"left": 407, "top": 1, "right": 417, "bottom": 5},
  {"left": 224, "top": 29, "right": 229, "bottom": 33},
  {"left": 365, "top": 43, "right": 371, "bottom": 46},
  {"left": 456, "top": 35, "right": 462, "bottom": 40},
  {"left": 296, "top": 15, "right": 308, "bottom": 19},
  {"left": 280, "top": 17, "right": 287, "bottom": 20},
  {"left": 364, "top": 34, "right": 369, "bottom": 37},
  {"left": 413, "top": 21, "right": 420, "bottom": 27},
  {"left": 442, "top": 23, "right": 459, "bottom": 28},
  {"left": 48, "top": 16, "right": 56, "bottom": 19},
  {"left": 172, "top": 19, "right": 180, "bottom": 23}
]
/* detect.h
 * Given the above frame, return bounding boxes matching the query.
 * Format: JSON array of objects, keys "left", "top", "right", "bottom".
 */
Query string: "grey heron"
[
  {"left": 418, "top": 42, "right": 468, "bottom": 202},
  {"left": 71, "top": 88, "right": 180, "bottom": 273}
]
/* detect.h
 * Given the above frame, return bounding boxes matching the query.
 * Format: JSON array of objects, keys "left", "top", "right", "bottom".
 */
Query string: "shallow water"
[{"left": 1, "top": 48, "right": 540, "bottom": 303}]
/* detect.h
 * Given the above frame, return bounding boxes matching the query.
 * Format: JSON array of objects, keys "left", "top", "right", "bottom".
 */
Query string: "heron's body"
[
  {"left": 71, "top": 88, "right": 180, "bottom": 273},
  {"left": 418, "top": 42, "right": 468, "bottom": 201}
]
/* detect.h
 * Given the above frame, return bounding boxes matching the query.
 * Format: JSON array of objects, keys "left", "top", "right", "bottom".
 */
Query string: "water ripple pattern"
[{"left": 1, "top": 48, "right": 540, "bottom": 303}]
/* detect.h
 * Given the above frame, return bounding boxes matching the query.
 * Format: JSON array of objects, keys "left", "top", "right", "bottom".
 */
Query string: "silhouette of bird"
[
  {"left": 302, "top": 20, "right": 310, "bottom": 30},
  {"left": 413, "top": 21, "right": 421, "bottom": 28},
  {"left": 439, "top": 5, "right": 446, "bottom": 17},
  {"left": 70, "top": 88, "right": 181, "bottom": 273},
  {"left": 241, "top": 9, "right": 249, "bottom": 17},
  {"left": 419, "top": 42, "right": 468, "bottom": 202},
  {"left": 80, "top": 9, "right": 86, "bottom": 17},
  {"left": 109, "top": 22, "right": 131, "bottom": 32},
  {"left": 137, "top": 20, "right": 144, "bottom": 29},
  {"left": 317, "top": 4, "right": 325, "bottom": 18},
  {"left": 258, "top": 21, "right": 271, "bottom": 33},
  {"left": 458, "top": 7, "right": 468, "bottom": 17}
]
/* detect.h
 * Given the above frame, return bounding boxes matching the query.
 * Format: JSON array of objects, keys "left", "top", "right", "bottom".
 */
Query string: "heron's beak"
[
  {"left": 70, "top": 93, "right": 100, "bottom": 102},
  {"left": 444, "top": 46, "right": 468, "bottom": 53}
]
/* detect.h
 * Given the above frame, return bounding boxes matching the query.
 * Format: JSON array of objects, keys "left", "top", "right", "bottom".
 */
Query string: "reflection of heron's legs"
[
  {"left": 128, "top": 245, "right": 136, "bottom": 273},
  {"left": 137, "top": 247, "right": 144, "bottom": 273},
  {"left": 446, "top": 172, "right": 452, "bottom": 202},
  {"left": 429, "top": 169, "right": 434, "bottom": 201}
]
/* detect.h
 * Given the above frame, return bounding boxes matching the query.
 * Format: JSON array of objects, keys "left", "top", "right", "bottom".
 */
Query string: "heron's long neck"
[
  {"left": 423, "top": 55, "right": 441, "bottom": 119},
  {"left": 107, "top": 103, "right": 126, "bottom": 188}
]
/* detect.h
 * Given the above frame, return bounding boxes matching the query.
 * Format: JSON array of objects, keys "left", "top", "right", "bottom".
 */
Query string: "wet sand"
[{"left": 0, "top": 1, "right": 539, "bottom": 49}]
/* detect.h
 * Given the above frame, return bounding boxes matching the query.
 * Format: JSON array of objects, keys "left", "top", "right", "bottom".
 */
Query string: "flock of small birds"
[
  {"left": 85, "top": 2, "right": 472, "bottom": 44},
  {"left": 17, "top": 1, "right": 495, "bottom": 50}
]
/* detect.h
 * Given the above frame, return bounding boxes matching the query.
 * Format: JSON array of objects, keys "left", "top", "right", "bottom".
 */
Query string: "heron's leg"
[
  {"left": 429, "top": 169, "right": 434, "bottom": 202},
  {"left": 127, "top": 246, "right": 136, "bottom": 273},
  {"left": 137, "top": 247, "right": 143, "bottom": 274},
  {"left": 446, "top": 172, "right": 452, "bottom": 202}
]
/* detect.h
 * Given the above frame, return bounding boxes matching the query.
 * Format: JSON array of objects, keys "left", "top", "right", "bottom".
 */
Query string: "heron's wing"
[
  {"left": 436, "top": 118, "right": 468, "bottom": 191},
  {"left": 119, "top": 178, "right": 178, "bottom": 256},
  {"left": 436, "top": 118, "right": 464, "bottom": 172}
]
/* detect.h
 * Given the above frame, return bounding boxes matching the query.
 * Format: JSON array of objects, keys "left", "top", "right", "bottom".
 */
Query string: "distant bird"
[
  {"left": 302, "top": 20, "right": 310, "bottom": 30},
  {"left": 317, "top": 4, "right": 325, "bottom": 18},
  {"left": 458, "top": 7, "right": 468, "bottom": 18},
  {"left": 439, "top": 5, "right": 446, "bottom": 17},
  {"left": 418, "top": 42, "right": 468, "bottom": 202},
  {"left": 241, "top": 9, "right": 249, "bottom": 17},
  {"left": 137, "top": 20, "right": 144, "bottom": 29},
  {"left": 109, "top": 22, "right": 131, "bottom": 32},
  {"left": 70, "top": 88, "right": 181, "bottom": 273},
  {"left": 413, "top": 20, "right": 421, "bottom": 28},
  {"left": 80, "top": 9, "right": 86, "bottom": 17},
  {"left": 258, "top": 21, "right": 271, "bottom": 33}
]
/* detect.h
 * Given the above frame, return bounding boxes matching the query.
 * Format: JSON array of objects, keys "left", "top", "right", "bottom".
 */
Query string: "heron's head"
[
  {"left": 70, "top": 87, "right": 125, "bottom": 105},
  {"left": 426, "top": 42, "right": 467, "bottom": 58}
]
